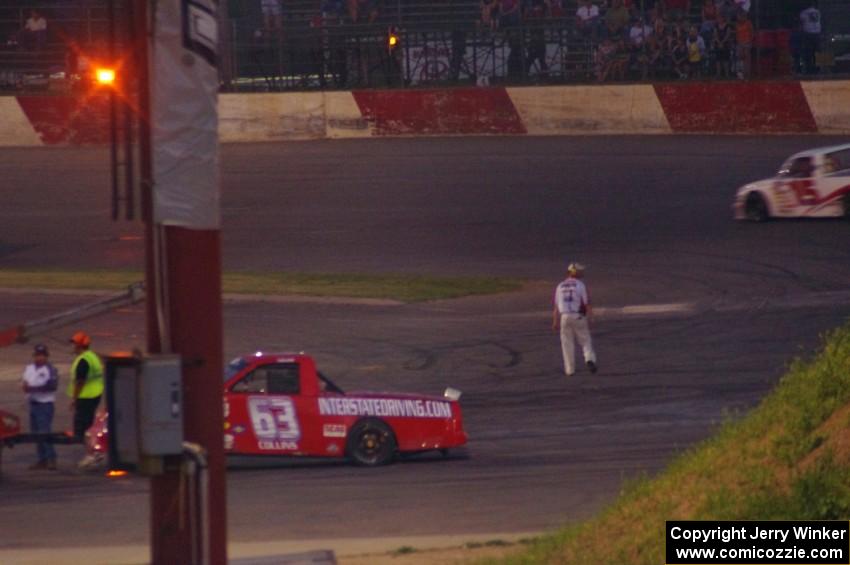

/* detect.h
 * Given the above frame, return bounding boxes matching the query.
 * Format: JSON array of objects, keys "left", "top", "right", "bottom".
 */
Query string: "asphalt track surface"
[{"left": 1, "top": 136, "right": 850, "bottom": 553}]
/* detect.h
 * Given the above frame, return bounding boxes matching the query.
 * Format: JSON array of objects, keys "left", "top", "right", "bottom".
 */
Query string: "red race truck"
[{"left": 87, "top": 352, "right": 468, "bottom": 467}]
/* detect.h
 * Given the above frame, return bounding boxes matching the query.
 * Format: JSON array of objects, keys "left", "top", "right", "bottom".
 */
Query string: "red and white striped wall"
[{"left": 1, "top": 80, "right": 848, "bottom": 146}]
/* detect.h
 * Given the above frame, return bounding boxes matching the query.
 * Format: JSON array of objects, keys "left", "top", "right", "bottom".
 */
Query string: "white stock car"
[{"left": 733, "top": 143, "right": 850, "bottom": 222}]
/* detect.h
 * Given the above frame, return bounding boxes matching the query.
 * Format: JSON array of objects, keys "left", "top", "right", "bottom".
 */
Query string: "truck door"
[{"left": 225, "top": 362, "right": 318, "bottom": 456}]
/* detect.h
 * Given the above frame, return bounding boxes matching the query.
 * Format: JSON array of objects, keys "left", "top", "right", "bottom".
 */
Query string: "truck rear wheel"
[{"left": 346, "top": 419, "right": 397, "bottom": 466}]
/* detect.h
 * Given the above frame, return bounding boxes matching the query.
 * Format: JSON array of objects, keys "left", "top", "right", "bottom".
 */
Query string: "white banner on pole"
[{"left": 151, "top": 0, "right": 220, "bottom": 229}]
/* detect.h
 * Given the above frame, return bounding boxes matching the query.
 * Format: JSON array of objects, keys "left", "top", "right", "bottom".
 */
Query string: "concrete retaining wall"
[{"left": 1, "top": 81, "right": 847, "bottom": 146}]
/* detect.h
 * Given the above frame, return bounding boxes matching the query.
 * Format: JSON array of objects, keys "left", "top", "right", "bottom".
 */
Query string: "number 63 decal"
[{"left": 248, "top": 397, "right": 301, "bottom": 441}]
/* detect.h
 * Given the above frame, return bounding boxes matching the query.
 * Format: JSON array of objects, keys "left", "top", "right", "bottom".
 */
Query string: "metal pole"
[
  {"left": 109, "top": 0, "right": 119, "bottom": 221},
  {"left": 123, "top": 0, "right": 136, "bottom": 220},
  {"left": 133, "top": 0, "right": 187, "bottom": 561},
  {"left": 138, "top": 0, "right": 227, "bottom": 562},
  {"left": 755, "top": 0, "right": 760, "bottom": 78}
]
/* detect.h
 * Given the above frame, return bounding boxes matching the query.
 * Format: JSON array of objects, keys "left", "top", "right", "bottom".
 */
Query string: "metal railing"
[
  {"left": 222, "top": 23, "right": 596, "bottom": 91},
  {"left": 0, "top": 2, "right": 108, "bottom": 91}
]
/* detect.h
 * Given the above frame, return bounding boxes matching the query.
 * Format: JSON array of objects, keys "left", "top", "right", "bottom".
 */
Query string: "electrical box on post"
[{"left": 105, "top": 353, "right": 184, "bottom": 473}]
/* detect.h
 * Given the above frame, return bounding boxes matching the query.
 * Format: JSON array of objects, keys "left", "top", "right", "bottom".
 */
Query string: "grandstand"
[{"left": 0, "top": 0, "right": 847, "bottom": 92}]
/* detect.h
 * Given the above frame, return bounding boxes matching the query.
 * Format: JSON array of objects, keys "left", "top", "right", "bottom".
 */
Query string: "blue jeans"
[{"left": 30, "top": 401, "right": 56, "bottom": 463}]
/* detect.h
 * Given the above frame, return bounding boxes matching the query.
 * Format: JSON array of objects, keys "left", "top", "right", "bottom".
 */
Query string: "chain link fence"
[{"left": 1, "top": 0, "right": 848, "bottom": 93}]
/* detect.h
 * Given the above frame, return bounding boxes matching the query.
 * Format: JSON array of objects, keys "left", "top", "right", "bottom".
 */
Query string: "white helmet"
[{"left": 567, "top": 262, "right": 585, "bottom": 274}]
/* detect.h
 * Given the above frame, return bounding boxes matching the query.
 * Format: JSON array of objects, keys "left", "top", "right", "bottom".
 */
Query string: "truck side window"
[
  {"left": 267, "top": 364, "right": 301, "bottom": 395},
  {"left": 231, "top": 363, "right": 300, "bottom": 394}
]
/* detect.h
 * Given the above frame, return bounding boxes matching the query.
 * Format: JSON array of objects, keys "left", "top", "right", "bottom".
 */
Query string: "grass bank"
[
  {"left": 0, "top": 269, "right": 523, "bottom": 303},
  {"left": 494, "top": 322, "right": 850, "bottom": 564}
]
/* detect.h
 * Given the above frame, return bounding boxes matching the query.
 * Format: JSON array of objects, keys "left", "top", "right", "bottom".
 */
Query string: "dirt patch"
[{"left": 339, "top": 542, "right": 524, "bottom": 565}]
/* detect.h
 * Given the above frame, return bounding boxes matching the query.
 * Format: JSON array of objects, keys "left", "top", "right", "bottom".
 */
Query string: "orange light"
[
  {"left": 106, "top": 470, "right": 128, "bottom": 478},
  {"left": 388, "top": 34, "right": 398, "bottom": 48},
  {"left": 95, "top": 68, "right": 116, "bottom": 86}
]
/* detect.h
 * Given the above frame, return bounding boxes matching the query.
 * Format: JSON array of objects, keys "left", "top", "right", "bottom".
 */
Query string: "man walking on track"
[{"left": 552, "top": 262, "right": 597, "bottom": 376}]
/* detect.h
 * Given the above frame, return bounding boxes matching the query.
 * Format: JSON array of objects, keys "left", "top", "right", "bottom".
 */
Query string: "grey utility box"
[{"left": 105, "top": 353, "right": 183, "bottom": 472}]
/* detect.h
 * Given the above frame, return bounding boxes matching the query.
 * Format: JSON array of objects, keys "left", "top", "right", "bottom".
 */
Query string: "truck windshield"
[{"left": 224, "top": 357, "right": 248, "bottom": 382}]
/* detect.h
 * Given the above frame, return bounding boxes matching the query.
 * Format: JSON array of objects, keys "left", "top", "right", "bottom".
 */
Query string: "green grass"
[
  {"left": 484, "top": 322, "right": 850, "bottom": 565},
  {"left": 0, "top": 269, "right": 523, "bottom": 303}
]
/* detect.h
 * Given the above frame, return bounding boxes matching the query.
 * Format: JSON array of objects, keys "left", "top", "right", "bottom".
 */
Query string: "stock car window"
[
  {"left": 824, "top": 149, "right": 850, "bottom": 174},
  {"left": 231, "top": 363, "right": 301, "bottom": 394},
  {"left": 788, "top": 157, "right": 814, "bottom": 178}
]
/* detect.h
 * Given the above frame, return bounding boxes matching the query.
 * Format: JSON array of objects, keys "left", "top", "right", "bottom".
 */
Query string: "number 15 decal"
[{"left": 248, "top": 397, "right": 301, "bottom": 441}]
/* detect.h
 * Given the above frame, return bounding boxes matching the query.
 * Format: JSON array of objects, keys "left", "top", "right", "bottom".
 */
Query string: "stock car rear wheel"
[
  {"left": 346, "top": 419, "right": 397, "bottom": 467},
  {"left": 745, "top": 192, "right": 770, "bottom": 222}
]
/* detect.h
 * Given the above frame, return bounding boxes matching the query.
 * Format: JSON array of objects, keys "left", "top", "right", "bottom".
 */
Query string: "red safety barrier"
[
  {"left": 6, "top": 81, "right": 842, "bottom": 144},
  {"left": 352, "top": 87, "right": 527, "bottom": 136},
  {"left": 16, "top": 94, "right": 111, "bottom": 144},
  {"left": 654, "top": 81, "right": 817, "bottom": 133}
]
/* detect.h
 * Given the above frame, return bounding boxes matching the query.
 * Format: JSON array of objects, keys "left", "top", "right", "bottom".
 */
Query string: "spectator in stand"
[
  {"left": 322, "top": 0, "right": 346, "bottom": 22},
  {"left": 356, "top": 0, "right": 380, "bottom": 23},
  {"left": 605, "top": 0, "right": 630, "bottom": 39},
  {"left": 481, "top": 0, "right": 499, "bottom": 31},
  {"left": 18, "top": 10, "right": 48, "bottom": 50},
  {"left": 629, "top": 17, "right": 651, "bottom": 46},
  {"left": 662, "top": 0, "right": 689, "bottom": 21},
  {"left": 259, "top": 0, "right": 282, "bottom": 37},
  {"left": 576, "top": 0, "right": 601, "bottom": 40},
  {"left": 525, "top": 0, "right": 549, "bottom": 77},
  {"left": 645, "top": 34, "right": 665, "bottom": 78},
  {"left": 628, "top": 16, "right": 651, "bottom": 78},
  {"left": 670, "top": 15, "right": 688, "bottom": 43},
  {"left": 686, "top": 24, "right": 706, "bottom": 77},
  {"left": 715, "top": 0, "right": 735, "bottom": 21},
  {"left": 651, "top": 7, "right": 668, "bottom": 39},
  {"left": 789, "top": 20, "right": 803, "bottom": 74},
  {"left": 733, "top": 0, "right": 750, "bottom": 14},
  {"left": 699, "top": 0, "right": 718, "bottom": 39},
  {"left": 669, "top": 34, "right": 688, "bottom": 78},
  {"left": 735, "top": 9, "right": 753, "bottom": 78},
  {"left": 506, "top": 29, "right": 524, "bottom": 79},
  {"left": 599, "top": 37, "right": 629, "bottom": 81},
  {"left": 500, "top": 0, "right": 521, "bottom": 28},
  {"left": 712, "top": 14, "right": 733, "bottom": 78},
  {"left": 800, "top": 1, "right": 822, "bottom": 75}
]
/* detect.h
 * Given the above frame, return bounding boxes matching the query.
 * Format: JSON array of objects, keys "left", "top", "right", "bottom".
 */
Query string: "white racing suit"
[{"left": 560, "top": 313, "right": 596, "bottom": 376}]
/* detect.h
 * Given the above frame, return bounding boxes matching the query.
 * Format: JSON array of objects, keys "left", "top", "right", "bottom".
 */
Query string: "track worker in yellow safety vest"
[{"left": 67, "top": 331, "right": 104, "bottom": 439}]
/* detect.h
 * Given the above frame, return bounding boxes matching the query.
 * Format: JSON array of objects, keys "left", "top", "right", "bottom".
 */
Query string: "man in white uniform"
[
  {"left": 552, "top": 263, "right": 597, "bottom": 376},
  {"left": 21, "top": 343, "right": 59, "bottom": 470}
]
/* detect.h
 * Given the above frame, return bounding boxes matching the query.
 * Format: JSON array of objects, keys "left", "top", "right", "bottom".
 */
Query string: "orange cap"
[{"left": 70, "top": 331, "right": 91, "bottom": 347}]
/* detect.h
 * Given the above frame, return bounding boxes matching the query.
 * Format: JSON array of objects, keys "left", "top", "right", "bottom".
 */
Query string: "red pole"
[
  {"left": 136, "top": 0, "right": 227, "bottom": 561},
  {"left": 151, "top": 227, "right": 226, "bottom": 565}
]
